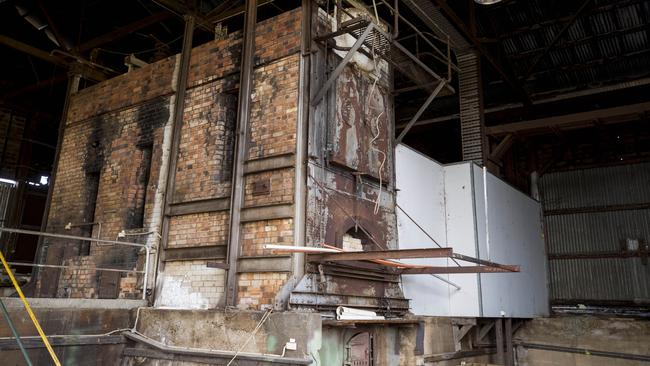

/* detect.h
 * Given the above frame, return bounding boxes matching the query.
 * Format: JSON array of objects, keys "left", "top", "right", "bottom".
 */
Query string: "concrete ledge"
[{"left": 1, "top": 297, "right": 147, "bottom": 309}]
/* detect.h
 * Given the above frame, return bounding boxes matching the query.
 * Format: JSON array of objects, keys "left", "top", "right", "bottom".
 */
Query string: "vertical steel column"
[
  {"left": 33, "top": 71, "right": 80, "bottom": 297},
  {"left": 292, "top": 0, "right": 312, "bottom": 284},
  {"left": 0, "top": 298, "right": 33, "bottom": 366},
  {"left": 225, "top": 0, "right": 257, "bottom": 306},
  {"left": 156, "top": 15, "right": 195, "bottom": 300}
]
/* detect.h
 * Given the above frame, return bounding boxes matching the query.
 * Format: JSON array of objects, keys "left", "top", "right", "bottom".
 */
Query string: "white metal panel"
[
  {"left": 395, "top": 144, "right": 453, "bottom": 316},
  {"left": 443, "top": 163, "right": 481, "bottom": 316},
  {"left": 476, "top": 169, "right": 549, "bottom": 317},
  {"left": 396, "top": 144, "right": 548, "bottom": 318}
]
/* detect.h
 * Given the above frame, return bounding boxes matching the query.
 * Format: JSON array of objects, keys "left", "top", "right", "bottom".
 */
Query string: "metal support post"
[
  {"left": 226, "top": 0, "right": 257, "bottom": 306},
  {"left": 396, "top": 80, "right": 446, "bottom": 143},
  {"left": 0, "top": 297, "right": 33, "bottom": 366}
]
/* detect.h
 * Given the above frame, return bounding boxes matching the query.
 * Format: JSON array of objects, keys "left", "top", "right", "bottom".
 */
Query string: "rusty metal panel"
[
  {"left": 348, "top": 332, "right": 372, "bottom": 366},
  {"left": 540, "top": 162, "right": 650, "bottom": 304},
  {"left": 330, "top": 64, "right": 391, "bottom": 182},
  {"left": 98, "top": 271, "right": 121, "bottom": 299},
  {"left": 252, "top": 178, "right": 270, "bottom": 196}
]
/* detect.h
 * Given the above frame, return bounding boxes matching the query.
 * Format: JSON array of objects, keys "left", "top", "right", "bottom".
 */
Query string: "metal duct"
[{"left": 15, "top": 4, "right": 72, "bottom": 50}]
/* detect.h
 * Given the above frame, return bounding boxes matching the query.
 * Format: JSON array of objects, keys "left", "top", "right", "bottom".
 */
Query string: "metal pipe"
[
  {"left": 516, "top": 342, "right": 650, "bottom": 362},
  {"left": 392, "top": 0, "right": 399, "bottom": 38},
  {"left": 142, "top": 246, "right": 150, "bottom": 300},
  {"left": 0, "top": 227, "right": 145, "bottom": 248},
  {"left": 4, "top": 261, "right": 144, "bottom": 274},
  {"left": 0, "top": 297, "right": 33, "bottom": 366}
]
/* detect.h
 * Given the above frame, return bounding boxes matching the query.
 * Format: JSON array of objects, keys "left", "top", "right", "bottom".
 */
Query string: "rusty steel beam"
[
  {"left": 225, "top": 0, "right": 257, "bottom": 306},
  {"left": 486, "top": 101, "right": 650, "bottom": 136},
  {"left": 399, "top": 265, "right": 519, "bottom": 274},
  {"left": 76, "top": 12, "right": 172, "bottom": 53},
  {"left": 396, "top": 80, "right": 447, "bottom": 143},
  {"left": 430, "top": 0, "right": 530, "bottom": 104},
  {"left": 310, "top": 23, "right": 374, "bottom": 106},
  {"left": 307, "top": 248, "right": 454, "bottom": 261},
  {"left": 0, "top": 35, "right": 110, "bottom": 81},
  {"left": 0, "top": 35, "right": 67, "bottom": 68},
  {"left": 0, "top": 74, "right": 68, "bottom": 100},
  {"left": 523, "top": 0, "right": 594, "bottom": 79},
  {"left": 205, "top": 0, "right": 239, "bottom": 19},
  {"left": 36, "top": 0, "right": 72, "bottom": 50},
  {"left": 208, "top": 0, "right": 275, "bottom": 23},
  {"left": 451, "top": 253, "right": 520, "bottom": 272},
  {"left": 157, "top": 15, "right": 195, "bottom": 300}
]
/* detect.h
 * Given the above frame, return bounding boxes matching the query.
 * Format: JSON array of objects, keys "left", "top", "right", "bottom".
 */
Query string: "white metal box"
[{"left": 395, "top": 144, "right": 549, "bottom": 317}]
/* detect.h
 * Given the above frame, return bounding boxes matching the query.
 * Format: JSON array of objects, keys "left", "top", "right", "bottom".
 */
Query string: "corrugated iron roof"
[{"left": 478, "top": 0, "right": 650, "bottom": 95}]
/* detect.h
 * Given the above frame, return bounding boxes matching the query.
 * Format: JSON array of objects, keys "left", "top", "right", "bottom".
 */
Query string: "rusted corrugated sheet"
[
  {"left": 549, "top": 258, "right": 650, "bottom": 303},
  {"left": 540, "top": 162, "right": 650, "bottom": 210},
  {"left": 540, "top": 162, "right": 650, "bottom": 304},
  {"left": 0, "top": 181, "right": 14, "bottom": 227}
]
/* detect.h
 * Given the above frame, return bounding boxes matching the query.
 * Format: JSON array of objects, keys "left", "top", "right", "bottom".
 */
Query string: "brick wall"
[
  {"left": 39, "top": 94, "right": 172, "bottom": 298},
  {"left": 156, "top": 260, "right": 226, "bottom": 308},
  {"left": 42, "top": 8, "right": 302, "bottom": 308},
  {"left": 167, "top": 212, "right": 228, "bottom": 248}
]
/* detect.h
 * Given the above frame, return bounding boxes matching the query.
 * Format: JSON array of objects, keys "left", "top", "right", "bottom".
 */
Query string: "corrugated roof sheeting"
[
  {"left": 540, "top": 162, "right": 650, "bottom": 303},
  {"left": 482, "top": 0, "right": 650, "bottom": 94},
  {"left": 540, "top": 162, "right": 650, "bottom": 210},
  {"left": 549, "top": 258, "right": 650, "bottom": 302},
  {"left": 546, "top": 210, "right": 650, "bottom": 253}
]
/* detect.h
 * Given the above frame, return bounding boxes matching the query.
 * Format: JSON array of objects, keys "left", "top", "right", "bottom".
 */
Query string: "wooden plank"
[
  {"left": 486, "top": 101, "right": 650, "bottom": 136},
  {"left": 167, "top": 197, "right": 230, "bottom": 216},
  {"left": 308, "top": 248, "right": 453, "bottom": 261},
  {"left": 163, "top": 245, "right": 226, "bottom": 262}
]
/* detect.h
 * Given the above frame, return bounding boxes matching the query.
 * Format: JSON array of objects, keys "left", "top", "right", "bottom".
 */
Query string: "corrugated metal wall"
[
  {"left": 540, "top": 162, "right": 650, "bottom": 304},
  {"left": 0, "top": 181, "right": 14, "bottom": 227}
]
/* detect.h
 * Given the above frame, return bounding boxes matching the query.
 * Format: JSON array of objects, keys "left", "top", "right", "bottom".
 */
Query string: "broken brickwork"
[{"left": 39, "top": 9, "right": 302, "bottom": 306}]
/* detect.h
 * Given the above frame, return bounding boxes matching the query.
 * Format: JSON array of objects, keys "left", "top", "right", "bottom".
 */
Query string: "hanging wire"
[{"left": 96, "top": 34, "right": 184, "bottom": 56}]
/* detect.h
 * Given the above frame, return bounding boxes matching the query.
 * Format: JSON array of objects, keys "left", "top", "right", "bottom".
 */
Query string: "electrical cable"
[
  {"left": 226, "top": 308, "right": 273, "bottom": 365},
  {"left": 96, "top": 34, "right": 184, "bottom": 56}
]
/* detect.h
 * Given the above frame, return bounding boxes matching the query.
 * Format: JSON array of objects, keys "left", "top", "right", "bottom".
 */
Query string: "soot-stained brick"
[{"left": 135, "top": 97, "right": 170, "bottom": 147}]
